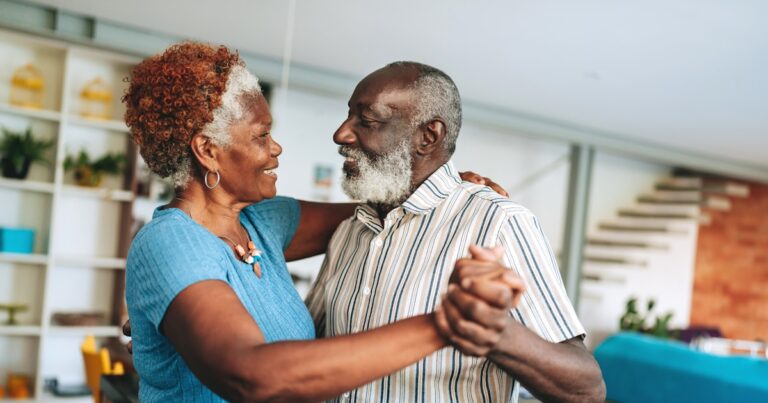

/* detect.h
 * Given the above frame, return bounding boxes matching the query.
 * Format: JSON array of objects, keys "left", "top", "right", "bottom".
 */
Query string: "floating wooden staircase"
[{"left": 578, "top": 172, "right": 750, "bottom": 348}]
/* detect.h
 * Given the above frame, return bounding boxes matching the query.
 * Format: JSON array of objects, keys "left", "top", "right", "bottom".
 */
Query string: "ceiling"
[{"left": 26, "top": 0, "right": 768, "bottom": 169}]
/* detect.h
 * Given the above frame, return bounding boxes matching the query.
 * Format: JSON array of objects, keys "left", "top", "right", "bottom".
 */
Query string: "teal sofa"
[{"left": 595, "top": 332, "right": 768, "bottom": 402}]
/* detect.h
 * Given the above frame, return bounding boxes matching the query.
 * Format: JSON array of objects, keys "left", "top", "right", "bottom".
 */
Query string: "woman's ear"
[
  {"left": 189, "top": 135, "right": 219, "bottom": 172},
  {"left": 415, "top": 119, "right": 447, "bottom": 156}
]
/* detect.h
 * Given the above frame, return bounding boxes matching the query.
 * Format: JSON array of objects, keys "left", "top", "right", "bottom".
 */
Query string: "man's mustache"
[{"left": 339, "top": 146, "right": 379, "bottom": 161}]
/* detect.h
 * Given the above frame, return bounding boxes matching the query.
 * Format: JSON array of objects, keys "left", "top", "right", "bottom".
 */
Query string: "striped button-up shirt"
[{"left": 306, "top": 161, "right": 584, "bottom": 403}]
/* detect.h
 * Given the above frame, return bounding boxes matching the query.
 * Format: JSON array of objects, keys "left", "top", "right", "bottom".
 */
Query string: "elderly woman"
[{"left": 123, "top": 42, "right": 515, "bottom": 402}]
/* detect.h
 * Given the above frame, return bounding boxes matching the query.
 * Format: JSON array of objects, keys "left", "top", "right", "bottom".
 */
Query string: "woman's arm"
[
  {"left": 284, "top": 201, "right": 356, "bottom": 261},
  {"left": 163, "top": 280, "right": 448, "bottom": 402}
]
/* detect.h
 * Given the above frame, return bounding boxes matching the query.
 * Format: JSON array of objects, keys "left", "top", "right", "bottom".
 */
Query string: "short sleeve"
[
  {"left": 498, "top": 211, "right": 585, "bottom": 343},
  {"left": 242, "top": 196, "right": 301, "bottom": 250},
  {"left": 127, "top": 219, "right": 228, "bottom": 332}
]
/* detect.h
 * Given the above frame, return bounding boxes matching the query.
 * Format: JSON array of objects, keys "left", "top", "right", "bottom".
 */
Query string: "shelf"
[
  {"left": 0, "top": 177, "right": 55, "bottom": 194},
  {"left": 0, "top": 252, "right": 48, "bottom": 265},
  {"left": 3, "top": 392, "right": 94, "bottom": 403},
  {"left": 68, "top": 115, "right": 129, "bottom": 133},
  {"left": 60, "top": 185, "right": 134, "bottom": 202},
  {"left": 0, "top": 325, "right": 42, "bottom": 336},
  {"left": 48, "top": 325, "right": 120, "bottom": 337},
  {"left": 0, "top": 103, "right": 61, "bottom": 122},
  {"left": 54, "top": 256, "right": 126, "bottom": 270}
]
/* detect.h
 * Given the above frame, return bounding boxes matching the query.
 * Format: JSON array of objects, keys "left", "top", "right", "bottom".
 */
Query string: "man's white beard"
[{"left": 340, "top": 138, "right": 413, "bottom": 206}]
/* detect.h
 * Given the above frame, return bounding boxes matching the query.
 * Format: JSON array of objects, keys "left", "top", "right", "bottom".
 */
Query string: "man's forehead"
[{"left": 349, "top": 82, "right": 414, "bottom": 117}]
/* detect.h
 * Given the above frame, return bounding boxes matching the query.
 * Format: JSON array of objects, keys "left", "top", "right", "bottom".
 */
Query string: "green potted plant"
[
  {"left": 64, "top": 149, "right": 125, "bottom": 187},
  {"left": 619, "top": 297, "right": 676, "bottom": 339},
  {"left": 0, "top": 126, "right": 55, "bottom": 179}
]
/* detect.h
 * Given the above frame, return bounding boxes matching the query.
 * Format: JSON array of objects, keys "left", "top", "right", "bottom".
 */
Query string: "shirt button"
[
  {"left": 363, "top": 286, "right": 371, "bottom": 296},
  {"left": 374, "top": 239, "right": 383, "bottom": 247},
  {"left": 342, "top": 392, "right": 351, "bottom": 400}
]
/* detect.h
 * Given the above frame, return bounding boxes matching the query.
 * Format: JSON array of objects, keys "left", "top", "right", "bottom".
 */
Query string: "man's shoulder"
[{"left": 453, "top": 182, "right": 535, "bottom": 219}]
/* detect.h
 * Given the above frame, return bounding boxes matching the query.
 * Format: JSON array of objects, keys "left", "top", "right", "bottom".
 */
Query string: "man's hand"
[
  {"left": 122, "top": 319, "right": 133, "bottom": 354},
  {"left": 435, "top": 245, "right": 524, "bottom": 356},
  {"left": 459, "top": 171, "right": 510, "bottom": 198}
]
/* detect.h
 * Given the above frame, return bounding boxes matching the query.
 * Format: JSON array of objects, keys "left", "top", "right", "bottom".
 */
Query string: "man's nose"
[{"left": 333, "top": 119, "right": 355, "bottom": 145}]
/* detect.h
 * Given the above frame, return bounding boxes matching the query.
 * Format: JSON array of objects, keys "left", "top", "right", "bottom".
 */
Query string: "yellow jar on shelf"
[
  {"left": 9, "top": 63, "right": 45, "bottom": 109},
  {"left": 80, "top": 77, "right": 113, "bottom": 120}
]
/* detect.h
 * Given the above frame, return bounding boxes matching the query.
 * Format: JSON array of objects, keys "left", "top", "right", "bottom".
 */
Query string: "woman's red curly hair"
[{"left": 122, "top": 42, "right": 242, "bottom": 179}]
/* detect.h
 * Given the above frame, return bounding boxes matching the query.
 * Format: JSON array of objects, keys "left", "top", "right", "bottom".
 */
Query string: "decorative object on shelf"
[
  {"left": 82, "top": 334, "right": 125, "bottom": 402},
  {"left": 9, "top": 63, "right": 45, "bottom": 109},
  {"left": 52, "top": 311, "right": 106, "bottom": 326},
  {"left": 619, "top": 297, "right": 676, "bottom": 339},
  {"left": 79, "top": 77, "right": 113, "bottom": 120},
  {"left": 0, "top": 126, "right": 54, "bottom": 179},
  {"left": 0, "top": 303, "right": 28, "bottom": 325},
  {"left": 64, "top": 149, "right": 125, "bottom": 187},
  {"left": 5, "top": 374, "right": 32, "bottom": 399},
  {"left": 0, "top": 227, "right": 36, "bottom": 253}
]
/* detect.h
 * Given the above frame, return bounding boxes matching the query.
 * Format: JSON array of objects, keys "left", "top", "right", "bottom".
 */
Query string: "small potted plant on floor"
[
  {"left": 64, "top": 149, "right": 125, "bottom": 187},
  {"left": 0, "top": 126, "right": 54, "bottom": 179}
]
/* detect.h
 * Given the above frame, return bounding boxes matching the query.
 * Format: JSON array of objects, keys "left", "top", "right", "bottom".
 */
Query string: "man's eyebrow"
[{"left": 370, "top": 103, "right": 395, "bottom": 118}]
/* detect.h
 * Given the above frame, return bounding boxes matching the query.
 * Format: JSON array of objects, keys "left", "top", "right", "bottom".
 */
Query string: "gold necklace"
[{"left": 173, "top": 197, "right": 264, "bottom": 278}]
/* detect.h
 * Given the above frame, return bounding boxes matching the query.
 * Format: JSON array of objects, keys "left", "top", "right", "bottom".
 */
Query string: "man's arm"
[
  {"left": 437, "top": 283, "right": 605, "bottom": 402},
  {"left": 436, "top": 214, "right": 605, "bottom": 402}
]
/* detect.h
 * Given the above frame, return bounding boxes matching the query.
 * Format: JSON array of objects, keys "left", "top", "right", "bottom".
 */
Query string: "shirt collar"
[
  {"left": 353, "top": 160, "right": 461, "bottom": 230},
  {"left": 401, "top": 160, "right": 461, "bottom": 215}
]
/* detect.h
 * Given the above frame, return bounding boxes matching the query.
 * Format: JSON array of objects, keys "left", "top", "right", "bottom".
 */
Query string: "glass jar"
[
  {"left": 79, "top": 77, "right": 112, "bottom": 120},
  {"left": 9, "top": 64, "right": 44, "bottom": 109}
]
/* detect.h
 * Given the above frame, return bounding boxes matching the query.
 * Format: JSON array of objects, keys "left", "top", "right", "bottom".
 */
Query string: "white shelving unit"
[{"left": 0, "top": 28, "right": 147, "bottom": 400}]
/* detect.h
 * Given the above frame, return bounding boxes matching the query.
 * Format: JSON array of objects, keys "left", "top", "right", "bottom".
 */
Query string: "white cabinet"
[{"left": 0, "top": 28, "right": 144, "bottom": 400}]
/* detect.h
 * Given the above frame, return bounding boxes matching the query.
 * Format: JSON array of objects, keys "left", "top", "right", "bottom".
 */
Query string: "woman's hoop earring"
[{"left": 204, "top": 170, "right": 221, "bottom": 189}]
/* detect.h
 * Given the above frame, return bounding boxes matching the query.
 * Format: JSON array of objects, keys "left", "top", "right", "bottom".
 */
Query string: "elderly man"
[{"left": 305, "top": 62, "right": 605, "bottom": 402}]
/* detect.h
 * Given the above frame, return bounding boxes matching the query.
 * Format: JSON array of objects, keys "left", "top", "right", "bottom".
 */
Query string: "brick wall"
[{"left": 690, "top": 182, "right": 768, "bottom": 340}]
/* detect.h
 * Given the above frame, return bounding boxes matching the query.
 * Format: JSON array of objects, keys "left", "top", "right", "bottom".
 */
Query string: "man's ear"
[
  {"left": 189, "top": 134, "right": 220, "bottom": 172},
  {"left": 415, "top": 119, "right": 447, "bottom": 156}
]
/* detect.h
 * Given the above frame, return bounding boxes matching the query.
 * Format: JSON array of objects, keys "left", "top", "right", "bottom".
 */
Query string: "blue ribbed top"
[{"left": 126, "top": 196, "right": 315, "bottom": 402}]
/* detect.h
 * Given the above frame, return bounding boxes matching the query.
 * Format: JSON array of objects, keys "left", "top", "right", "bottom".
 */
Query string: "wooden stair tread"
[
  {"left": 638, "top": 194, "right": 730, "bottom": 210},
  {"left": 587, "top": 238, "right": 667, "bottom": 249},
  {"left": 618, "top": 209, "right": 698, "bottom": 219},
  {"left": 584, "top": 255, "right": 647, "bottom": 266},
  {"left": 598, "top": 223, "right": 688, "bottom": 235}
]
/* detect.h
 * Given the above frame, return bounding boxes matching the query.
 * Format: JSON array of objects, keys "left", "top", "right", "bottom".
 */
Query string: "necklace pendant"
[
  {"left": 234, "top": 244, "right": 246, "bottom": 257},
  {"left": 253, "top": 262, "right": 262, "bottom": 278}
]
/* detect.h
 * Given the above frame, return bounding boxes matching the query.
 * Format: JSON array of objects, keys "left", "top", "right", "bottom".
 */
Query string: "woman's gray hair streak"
[{"left": 171, "top": 65, "right": 262, "bottom": 187}]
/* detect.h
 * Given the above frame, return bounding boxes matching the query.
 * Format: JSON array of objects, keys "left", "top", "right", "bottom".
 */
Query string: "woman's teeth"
[{"left": 264, "top": 169, "right": 277, "bottom": 177}]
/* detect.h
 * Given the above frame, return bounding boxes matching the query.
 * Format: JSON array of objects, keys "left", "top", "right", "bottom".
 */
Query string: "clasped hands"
[{"left": 435, "top": 245, "right": 524, "bottom": 357}]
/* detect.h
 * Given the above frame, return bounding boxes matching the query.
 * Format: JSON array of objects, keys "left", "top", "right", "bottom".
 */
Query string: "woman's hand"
[
  {"left": 122, "top": 320, "right": 132, "bottom": 354},
  {"left": 435, "top": 245, "right": 524, "bottom": 356},
  {"left": 459, "top": 171, "right": 509, "bottom": 197}
]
